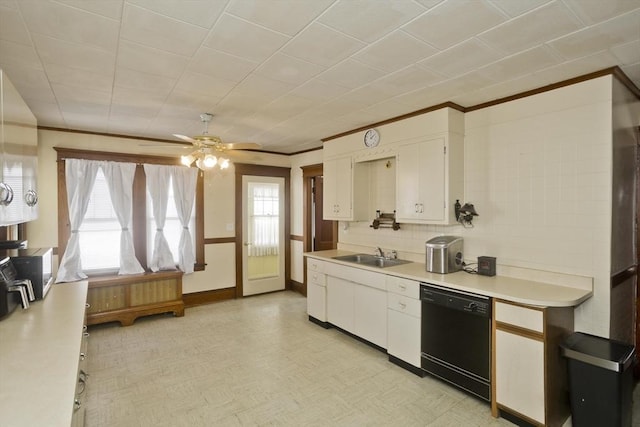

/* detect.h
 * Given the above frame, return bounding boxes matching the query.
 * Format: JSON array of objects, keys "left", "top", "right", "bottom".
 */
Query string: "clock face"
[{"left": 364, "top": 129, "right": 380, "bottom": 148}]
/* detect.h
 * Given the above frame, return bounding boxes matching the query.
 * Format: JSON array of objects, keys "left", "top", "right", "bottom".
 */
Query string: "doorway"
[
  {"left": 234, "top": 164, "right": 290, "bottom": 298},
  {"left": 242, "top": 176, "right": 285, "bottom": 296}
]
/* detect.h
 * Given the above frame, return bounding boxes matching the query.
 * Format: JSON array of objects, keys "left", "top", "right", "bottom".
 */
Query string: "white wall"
[
  {"left": 29, "top": 129, "right": 292, "bottom": 294},
  {"left": 289, "top": 149, "right": 323, "bottom": 284}
]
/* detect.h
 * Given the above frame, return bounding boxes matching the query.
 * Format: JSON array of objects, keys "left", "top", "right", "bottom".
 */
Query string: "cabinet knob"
[
  {"left": 24, "top": 189, "right": 38, "bottom": 207},
  {"left": 398, "top": 301, "right": 406, "bottom": 309},
  {"left": 0, "top": 182, "right": 13, "bottom": 206},
  {"left": 74, "top": 399, "right": 82, "bottom": 411}
]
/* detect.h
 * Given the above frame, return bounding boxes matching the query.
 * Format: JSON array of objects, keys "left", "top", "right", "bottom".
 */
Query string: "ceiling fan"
[{"left": 174, "top": 113, "right": 261, "bottom": 170}]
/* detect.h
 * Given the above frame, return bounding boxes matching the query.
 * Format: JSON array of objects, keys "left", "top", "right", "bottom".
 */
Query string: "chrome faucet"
[{"left": 375, "top": 247, "right": 384, "bottom": 258}]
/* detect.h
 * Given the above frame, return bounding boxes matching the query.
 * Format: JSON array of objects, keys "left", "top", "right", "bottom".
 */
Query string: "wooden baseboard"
[
  {"left": 289, "top": 280, "right": 305, "bottom": 296},
  {"left": 183, "top": 287, "right": 236, "bottom": 308}
]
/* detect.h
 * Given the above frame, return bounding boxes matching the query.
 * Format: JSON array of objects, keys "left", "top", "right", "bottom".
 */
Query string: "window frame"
[{"left": 55, "top": 147, "right": 205, "bottom": 275}]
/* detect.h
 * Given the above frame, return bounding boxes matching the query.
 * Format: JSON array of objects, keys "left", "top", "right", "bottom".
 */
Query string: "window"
[
  {"left": 78, "top": 168, "right": 120, "bottom": 272},
  {"left": 146, "top": 175, "right": 196, "bottom": 265},
  {"left": 55, "top": 148, "right": 204, "bottom": 276}
]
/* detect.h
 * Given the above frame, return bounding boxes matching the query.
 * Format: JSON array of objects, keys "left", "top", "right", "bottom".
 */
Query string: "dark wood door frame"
[
  {"left": 302, "top": 164, "right": 337, "bottom": 294},
  {"left": 234, "top": 163, "right": 291, "bottom": 298},
  {"left": 636, "top": 126, "right": 640, "bottom": 378}
]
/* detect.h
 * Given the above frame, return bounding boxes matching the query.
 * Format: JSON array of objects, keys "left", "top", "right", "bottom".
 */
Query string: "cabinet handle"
[
  {"left": 24, "top": 189, "right": 38, "bottom": 207},
  {"left": 85, "top": 303, "right": 91, "bottom": 309},
  {"left": 83, "top": 332, "right": 90, "bottom": 338},
  {"left": 399, "top": 284, "right": 406, "bottom": 291},
  {"left": 398, "top": 301, "right": 406, "bottom": 309},
  {"left": 414, "top": 203, "right": 418, "bottom": 213},
  {"left": 77, "top": 377, "right": 86, "bottom": 395},
  {"left": 0, "top": 182, "right": 13, "bottom": 206},
  {"left": 80, "top": 352, "right": 86, "bottom": 361},
  {"left": 74, "top": 399, "right": 82, "bottom": 411}
]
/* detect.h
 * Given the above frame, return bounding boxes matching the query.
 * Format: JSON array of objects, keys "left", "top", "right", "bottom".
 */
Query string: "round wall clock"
[{"left": 363, "top": 128, "right": 380, "bottom": 148}]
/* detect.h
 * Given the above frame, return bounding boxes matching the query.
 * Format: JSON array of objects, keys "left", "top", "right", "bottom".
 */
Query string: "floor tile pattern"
[{"left": 85, "top": 291, "right": 635, "bottom": 427}]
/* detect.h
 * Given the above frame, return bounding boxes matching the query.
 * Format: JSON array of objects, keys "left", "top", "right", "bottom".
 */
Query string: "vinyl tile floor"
[{"left": 85, "top": 291, "right": 638, "bottom": 427}]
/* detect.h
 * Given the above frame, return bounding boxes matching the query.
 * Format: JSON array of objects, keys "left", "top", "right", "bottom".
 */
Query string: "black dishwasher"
[{"left": 420, "top": 283, "right": 491, "bottom": 401}]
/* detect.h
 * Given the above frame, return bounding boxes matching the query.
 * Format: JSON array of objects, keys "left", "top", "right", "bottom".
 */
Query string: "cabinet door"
[
  {"left": 354, "top": 284, "right": 387, "bottom": 348},
  {"left": 323, "top": 157, "right": 352, "bottom": 220},
  {"left": 495, "top": 329, "right": 545, "bottom": 424},
  {"left": 396, "top": 138, "right": 445, "bottom": 223},
  {"left": 307, "top": 282, "right": 326, "bottom": 322},
  {"left": 387, "top": 308, "right": 421, "bottom": 367},
  {"left": 326, "top": 276, "right": 355, "bottom": 332}
]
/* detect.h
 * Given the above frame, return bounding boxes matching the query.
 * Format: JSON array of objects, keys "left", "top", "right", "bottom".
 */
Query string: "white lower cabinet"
[
  {"left": 386, "top": 276, "right": 421, "bottom": 368},
  {"left": 354, "top": 284, "right": 387, "bottom": 348},
  {"left": 326, "top": 276, "right": 355, "bottom": 332},
  {"left": 495, "top": 329, "right": 545, "bottom": 423},
  {"left": 322, "top": 260, "right": 388, "bottom": 348},
  {"left": 306, "top": 259, "right": 327, "bottom": 322},
  {"left": 493, "top": 299, "right": 573, "bottom": 427}
]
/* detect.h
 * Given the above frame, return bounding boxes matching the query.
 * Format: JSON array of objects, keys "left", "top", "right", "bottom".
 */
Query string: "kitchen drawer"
[
  {"left": 324, "top": 262, "right": 386, "bottom": 291},
  {"left": 307, "top": 271, "right": 325, "bottom": 287},
  {"left": 495, "top": 300, "right": 543, "bottom": 333},
  {"left": 307, "top": 258, "right": 326, "bottom": 273},
  {"left": 386, "top": 275, "right": 420, "bottom": 299},
  {"left": 387, "top": 293, "right": 421, "bottom": 318}
]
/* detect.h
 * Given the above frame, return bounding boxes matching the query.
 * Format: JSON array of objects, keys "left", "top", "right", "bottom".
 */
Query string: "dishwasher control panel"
[{"left": 420, "top": 284, "right": 490, "bottom": 317}]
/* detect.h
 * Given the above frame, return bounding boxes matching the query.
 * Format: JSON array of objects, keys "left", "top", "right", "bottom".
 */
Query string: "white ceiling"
[{"left": 0, "top": 0, "right": 638, "bottom": 154}]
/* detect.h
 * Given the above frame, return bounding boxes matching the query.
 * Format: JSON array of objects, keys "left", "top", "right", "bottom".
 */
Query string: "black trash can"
[{"left": 560, "top": 332, "right": 635, "bottom": 427}]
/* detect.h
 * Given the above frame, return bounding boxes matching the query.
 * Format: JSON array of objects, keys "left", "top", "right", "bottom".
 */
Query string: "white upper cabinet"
[
  {"left": 396, "top": 137, "right": 445, "bottom": 222},
  {"left": 0, "top": 69, "right": 38, "bottom": 226},
  {"left": 323, "top": 156, "right": 369, "bottom": 221},
  {"left": 323, "top": 156, "right": 352, "bottom": 220},
  {"left": 322, "top": 107, "right": 463, "bottom": 224},
  {"left": 396, "top": 132, "right": 463, "bottom": 224}
]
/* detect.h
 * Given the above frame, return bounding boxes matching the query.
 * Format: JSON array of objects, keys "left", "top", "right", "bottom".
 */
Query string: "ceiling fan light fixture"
[
  {"left": 203, "top": 154, "right": 217, "bottom": 168},
  {"left": 181, "top": 154, "right": 195, "bottom": 167}
]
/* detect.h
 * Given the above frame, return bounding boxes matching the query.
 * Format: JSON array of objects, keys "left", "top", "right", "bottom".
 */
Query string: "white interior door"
[{"left": 242, "top": 175, "right": 285, "bottom": 296}]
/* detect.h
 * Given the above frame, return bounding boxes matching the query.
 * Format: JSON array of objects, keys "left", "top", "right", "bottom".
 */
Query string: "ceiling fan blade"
[
  {"left": 139, "top": 142, "right": 191, "bottom": 148},
  {"left": 173, "top": 133, "right": 197, "bottom": 144},
  {"left": 222, "top": 142, "right": 261, "bottom": 150}
]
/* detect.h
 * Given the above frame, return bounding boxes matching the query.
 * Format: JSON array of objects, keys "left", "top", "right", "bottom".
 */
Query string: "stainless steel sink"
[{"left": 332, "top": 253, "right": 411, "bottom": 268}]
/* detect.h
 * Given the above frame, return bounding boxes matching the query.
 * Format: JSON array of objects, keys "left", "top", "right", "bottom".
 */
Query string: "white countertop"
[
  {"left": 305, "top": 250, "right": 592, "bottom": 307},
  {"left": 0, "top": 281, "right": 88, "bottom": 427}
]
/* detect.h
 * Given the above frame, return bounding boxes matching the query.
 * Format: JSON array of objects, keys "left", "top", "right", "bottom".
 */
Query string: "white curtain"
[
  {"left": 102, "top": 161, "right": 144, "bottom": 275},
  {"left": 248, "top": 183, "right": 279, "bottom": 257},
  {"left": 171, "top": 166, "right": 198, "bottom": 274},
  {"left": 144, "top": 164, "right": 177, "bottom": 272},
  {"left": 56, "top": 159, "right": 100, "bottom": 283}
]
